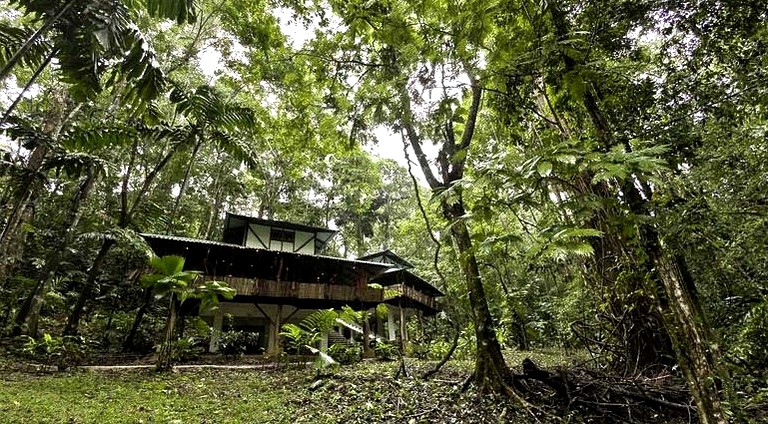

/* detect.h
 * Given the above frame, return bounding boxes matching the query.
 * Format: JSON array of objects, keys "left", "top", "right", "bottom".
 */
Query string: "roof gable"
[
  {"left": 357, "top": 249, "right": 414, "bottom": 269},
  {"left": 224, "top": 212, "right": 337, "bottom": 252}
]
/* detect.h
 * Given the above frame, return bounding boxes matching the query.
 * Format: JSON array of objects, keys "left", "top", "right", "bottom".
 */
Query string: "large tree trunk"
[
  {"left": 398, "top": 70, "right": 524, "bottom": 398},
  {"left": 580, "top": 179, "right": 673, "bottom": 372},
  {"left": 547, "top": 2, "right": 728, "bottom": 416},
  {"left": 637, "top": 222, "right": 727, "bottom": 424},
  {"left": 542, "top": 1, "right": 674, "bottom": 373},
  {"left": 0, "top": 145, "right": 49, "bottom": 289},
  {"left": 443, "top": 199, "right": 514, "bottom": 393},
  {"left": 13, "top": 170, "right": 99, "bottom": 336}
]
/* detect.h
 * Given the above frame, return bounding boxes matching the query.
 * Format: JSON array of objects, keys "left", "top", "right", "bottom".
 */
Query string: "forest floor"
[{"left": 0, "top": 349, "right": 700, "bottom": 423}]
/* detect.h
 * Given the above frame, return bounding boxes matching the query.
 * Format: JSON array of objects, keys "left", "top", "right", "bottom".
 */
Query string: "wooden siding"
[
  {"left": 383, "top": 284, "right": 438, "bottom": 310},
  {"left": 201, "top": 275, "right": 384, "bottom": 303}
]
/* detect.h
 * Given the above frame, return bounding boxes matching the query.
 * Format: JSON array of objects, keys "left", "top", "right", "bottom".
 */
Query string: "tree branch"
[{"left": 398, "top": 88, "right": 442, "bottom": 189}]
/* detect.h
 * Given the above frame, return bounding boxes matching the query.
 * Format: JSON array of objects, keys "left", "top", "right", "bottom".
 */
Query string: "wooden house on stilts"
[{"left": 141, "top": 213, "right": 442, "bottom": 355}]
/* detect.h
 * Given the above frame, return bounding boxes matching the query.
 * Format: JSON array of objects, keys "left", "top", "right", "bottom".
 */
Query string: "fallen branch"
[
  {"left": 422, "top": 323, "right": 460, "bottom": 380},
  {"left": 513, "top": 358, "right": 696, "bottom": 422}
]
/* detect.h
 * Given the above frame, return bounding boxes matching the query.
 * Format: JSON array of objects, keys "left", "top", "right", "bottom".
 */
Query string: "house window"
[
  {"left": 270, "top": 228, "right": 295, "bottom": 243},
  {"left": 270, "top": 228, "right": 295, "bottom": 251}
]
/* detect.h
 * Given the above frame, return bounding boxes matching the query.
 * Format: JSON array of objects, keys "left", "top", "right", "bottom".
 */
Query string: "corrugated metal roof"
[
  {"left": 139, "top": 233, "right": 392, "bottom": 268},
  {"left": 357, "top": 249, "right": 414, "bottom": 269},
  {"left": 374, "top": 267, "right": 445, "bottom": 297}
]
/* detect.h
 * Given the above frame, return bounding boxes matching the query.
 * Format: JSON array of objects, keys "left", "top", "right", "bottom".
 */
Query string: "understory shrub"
[
  {"left": 280, "top": 323, "right": 319, "bottom": 355},
  {"left": 171, "top": 337, "right": 206, "bottom": 362},
  {"left": 425, "top": 339, "right": 453, "bottom": 360},
  {"left": 328, "top": 343, "right": 361, "bottom": 364},
  {"left": 374, "top": 341, "right": 397, "bottom": 360},
  {"left": 218, "top": 330, "right": 261, "bottom": 356},
  {"left": 407, "top": 341, "right": 430, "bottom": 359},
  {"left": 735, "top": 301, "right": 768, "bottom": 368},
  {"left": 19, "top": 334, "right": 96, "bottom": 369}
]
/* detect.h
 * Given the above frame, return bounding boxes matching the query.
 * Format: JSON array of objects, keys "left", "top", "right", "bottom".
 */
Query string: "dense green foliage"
[{"left": 2, "top": 0, "right": 768, "bottom": 421}]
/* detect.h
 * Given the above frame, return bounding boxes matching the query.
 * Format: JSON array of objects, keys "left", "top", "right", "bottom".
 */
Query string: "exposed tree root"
[
  {"left": 458, "top": 367, "right": 563, "bottom": 423},
  {"left": 512, "top": 358, "right": 698, "bottom": 422},
  {"left": 445, "top": 358, "right": 698, "bottom": 422}
]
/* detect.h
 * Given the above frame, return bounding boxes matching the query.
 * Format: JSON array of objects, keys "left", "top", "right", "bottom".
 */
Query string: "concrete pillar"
[
  {"left": 267, "top": 304, "right": 283, "bottom": 356},
  {"left": 400, "top": 304, "right": 408, "bottom": 343},
  {"left": 209, "top": 306, "right": 224, "bottom": 353},
  {"left": 375, "top": 307, "right": 385, "bottom": 338},
  {"left": 387, "top": 306, "right": 396, "bottom": 342}
]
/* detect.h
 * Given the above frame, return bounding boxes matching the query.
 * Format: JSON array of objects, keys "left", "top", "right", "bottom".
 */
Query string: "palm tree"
[
  {"left": 141, "top": 254, "right": 235, "bottom": 371},
  {"left": 0, "top": 0, "right": 198, "bottom": 121}
]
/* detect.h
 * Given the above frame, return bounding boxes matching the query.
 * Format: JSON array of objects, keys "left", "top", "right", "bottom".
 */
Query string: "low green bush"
[
  {"left": 218, "top": 330, "right": 261, "bottom": 356},
  {"left": 280, "top": 323, "right": 319, "bottom": 355},
  {"left": 328, "top": 343, "right": 361, "bottom": 364},
  {"left": 171, "top": 337, "right": 206, "bottom": 362},
  {"left": 407, "top": 341, "right": 430, "bottom": 359},
  {"left": 735, "top": 301, "right": 768, "bottom": 368},
  {"left": 19, "top": 333, "right": 95, "bottom": 369},
  {"left": 374, "top": 341, "right": 397, "bottom": 360}
]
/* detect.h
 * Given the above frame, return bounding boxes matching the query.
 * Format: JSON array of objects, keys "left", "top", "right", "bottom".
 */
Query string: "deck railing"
[
  {"left": 383, "top": 284, "right": 438, "bottom": 310},
  {"left": 200, "top": 275, "right": 384, "bottom": 303},
  {"left": 200, "top": 276, "right": 438, "bottom": 310}
]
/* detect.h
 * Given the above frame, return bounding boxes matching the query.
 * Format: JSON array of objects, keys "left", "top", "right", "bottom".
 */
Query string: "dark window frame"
[{"left": 270, "top": 228, "right": 295, "bottom": 243}]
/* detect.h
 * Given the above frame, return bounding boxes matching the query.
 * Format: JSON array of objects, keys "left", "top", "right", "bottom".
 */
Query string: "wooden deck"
[
  {"left": 199, "top": 276, "right": 439, "bottom": 312},
  {"left": 201, "top": 276, "right": 384, "bottom": 303},
  {"left": 383, "top": 284, "right": 439, "bottom": 310}
]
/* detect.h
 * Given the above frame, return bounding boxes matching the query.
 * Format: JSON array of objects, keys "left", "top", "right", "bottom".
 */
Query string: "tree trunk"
[
  {"left": 375, "top": 308, "right": 384, "bottom": 338},
  {"left": 548, "top": 2, "right": 728, "bottom": 415},
  {"left": 157, "top": 293, "right": 178, "bottom": 371},
  {"left": 443, "top": 199, "right": 513, "bottom": 393},
  {"left": 13, "top": 169, "right": 99, "bottom": 335},
  {"left": 398, "top": 70, "right": 524, "bottom": 398},
  {"left": 0, "top": 145, "right": 49, "bottom": 288},
  {"left": 123, "top": 284, "right": 152, "bottom": 351},
  {"left": 64, "top": 238, "right": 116, "bottom": 335},
  {"left": 102, "top": 309, "right": 114, "bottom": 347},
  {"left": 166, "top": 138, "right": 202, "bottom": 234},
  {"left": 199, "top": 183, "right": 224, "bottom": 239},
  {"left": 640, "top": 225, "right": 727, "bottom": 424}
]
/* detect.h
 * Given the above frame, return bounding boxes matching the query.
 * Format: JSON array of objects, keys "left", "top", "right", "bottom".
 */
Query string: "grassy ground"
[
  {"left": 0, "top": 350, "right": 583, "bottom": 424},
  {"left": 0, "top": 368, "right": 299, "bottom": 423}
]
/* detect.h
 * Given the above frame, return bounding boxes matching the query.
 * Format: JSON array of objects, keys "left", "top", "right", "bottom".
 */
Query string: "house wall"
[
  {"left": 245, "top": 224, "right": 270, "bottom": 249},
  {"left": 244, "top": 224, "right": 315, "bottom": 254},
  {"left": 293, "top": 231, "right": 314, "bottom": 254}
]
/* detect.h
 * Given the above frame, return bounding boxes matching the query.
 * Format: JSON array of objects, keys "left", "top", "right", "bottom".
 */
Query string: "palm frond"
[
  {"left": 208, "top": 130, "right": 257, "bottom": 167},
  {"left": 0, "top": 22, "right": 52, "bottom": 70},
  {"left": 143, "top": 0, "right": 197, "bottom": 24},
  {"left": 1, "top": 118, "right": 55, "bottom": 150},
  {"left": 43, "top": 151, "right": 109, "bottom": 178},
  {"left": 300, "top": 309, "right": 339, "bottom": 333},
  {"left": 61, "top": 125, "right": 139, "bottom": 151}
]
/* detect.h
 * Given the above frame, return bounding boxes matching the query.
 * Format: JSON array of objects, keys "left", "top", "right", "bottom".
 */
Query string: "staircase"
[
  {"left": 327, "top": 330, "right": 350, "bottom": 346},
  {"left": 334, "top": 318, "right": 381, "bottom": 342}
]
